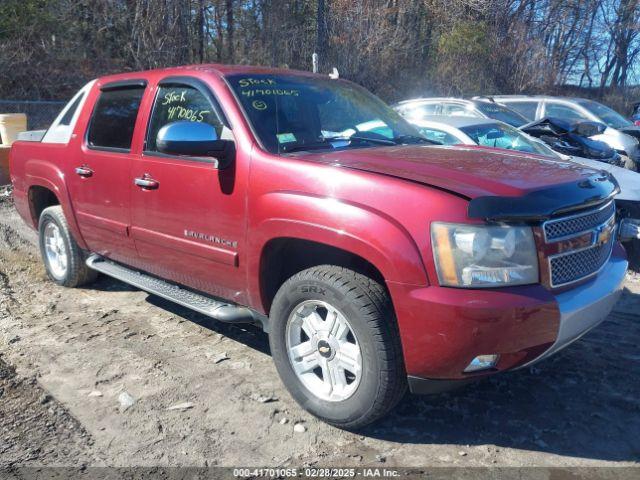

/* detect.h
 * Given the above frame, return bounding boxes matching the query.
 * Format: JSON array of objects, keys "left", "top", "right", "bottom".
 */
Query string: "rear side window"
[
  {"left": 400, "top": 103, "right": 439, "bottom": 120},
  {"left": 442, "top": 103, "right": 478, "bottom": 117},
  {"left": 87, "top": 87, "right": 145, "bottom": 150},
  {"left": 59, "top": 94, "right": 84, "bottom": 126},
  {"left": 544, "top": 103, "right": 587, "bottom": 121},
  {"left": 503, "top": 101, "right": 539, "bottom": 120},
  {"left": 146, "top": 84, "right": 224, "bottom": 153}
]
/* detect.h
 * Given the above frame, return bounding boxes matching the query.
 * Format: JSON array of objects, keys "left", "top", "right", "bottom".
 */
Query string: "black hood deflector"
[{"left": 468, "top": 171, "right": 619, "bottom": 222}]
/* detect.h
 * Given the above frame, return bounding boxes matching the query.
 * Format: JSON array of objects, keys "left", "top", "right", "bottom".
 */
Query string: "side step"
[{"left": 86, "top": 255, "right": 268, "bottom": 331}]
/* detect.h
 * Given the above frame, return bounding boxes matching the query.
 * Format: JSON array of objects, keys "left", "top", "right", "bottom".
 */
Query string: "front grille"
[
  {"left": 544, "top": 201, "right": 615, "bottom": 241},
  {"left": 543, "top": 201, "right": 616, "bottom": 287},
  {"left": 549, "top": 240, "right": 614, "bottom": 286}
]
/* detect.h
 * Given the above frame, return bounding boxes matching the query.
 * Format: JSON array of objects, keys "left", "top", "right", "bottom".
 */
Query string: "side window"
[
  {"left": 545, "top": 103, "right": 587, "bottom": 121},
  {"left": 417, "top": 127, "right": 459, "bottom": 145},
  {"left": 442, "top": 103, "right": 478, "bottom": 117},
  {"left": 87, "top": 87, "right": 145, "bottom": 150},
  {"left": 59, "top": 94, "right": 84, "bottom": 126},
  {"left": 505, "top": 101, "right": 538, "bottom": 120},
  {"left": 146, "top": 84, "right": 224, "bottom": 153},
  {"left": 403, "top": 103, "right": 439, "bottom": 120}
]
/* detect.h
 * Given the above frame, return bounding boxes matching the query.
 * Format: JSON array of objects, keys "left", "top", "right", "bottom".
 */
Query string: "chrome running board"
[{"left": 86, "top": 255, "right": 268, "bottom": 331}]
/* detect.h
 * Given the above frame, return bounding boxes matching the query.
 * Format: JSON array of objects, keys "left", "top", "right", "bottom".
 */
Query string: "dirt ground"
[{"left": 1, "top": 188, "right": 639, "bottom": 469}]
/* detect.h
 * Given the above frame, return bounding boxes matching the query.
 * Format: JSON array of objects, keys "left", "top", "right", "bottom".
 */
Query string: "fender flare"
[
  {"left": 25, "top": 162, "right": 88, "bottom": 250},
  {"left": 247, "top": 191, "right": 429, "bottom": 311}
]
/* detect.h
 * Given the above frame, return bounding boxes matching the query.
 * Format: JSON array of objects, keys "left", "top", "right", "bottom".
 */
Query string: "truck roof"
[{"left": 95, "top": 64, "right": 323, "bottom": 84}]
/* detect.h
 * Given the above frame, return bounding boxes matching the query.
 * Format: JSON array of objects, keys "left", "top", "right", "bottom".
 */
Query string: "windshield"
[
  {"left": 578, "top": 99, "right": 632, "bottom": 129},
  {"left": 475, "top": 102, "right": 529, "bottom": 128},
  {"left": 460, "top": 122, "right": 556, "bottom": 156},
  {"left": 226, "top": 74, "right": 427, "bottom": 153}
]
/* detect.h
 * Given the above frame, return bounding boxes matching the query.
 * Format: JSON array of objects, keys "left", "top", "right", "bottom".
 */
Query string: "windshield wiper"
[
  {"left": 281, "top": 133, "right": 423, "bottom": 154},
  {"left": 323, "top": 135, "right": 397, "bottom": 146},
  {"left": 281, "top": 140, "right": 335, "bottom": 153},
  {"left": 393, "top": 134, "right": 440, "bottom": 145}
]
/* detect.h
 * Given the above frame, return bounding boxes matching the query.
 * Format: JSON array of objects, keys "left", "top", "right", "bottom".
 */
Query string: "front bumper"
[
  {"left": 519, "top": 249, "right": 626, "bottom": 367},
  {"left": 388, "top": 245, "right": 627, "bottom": 393}
]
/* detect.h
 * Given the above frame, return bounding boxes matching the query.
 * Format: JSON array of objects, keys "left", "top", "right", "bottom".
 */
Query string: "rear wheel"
[
  {"left": 38, "top": 206, "right": 98, "bottom": 287},
  {"left": 269, "top": 265, "right": 406, "bottom": 429}
]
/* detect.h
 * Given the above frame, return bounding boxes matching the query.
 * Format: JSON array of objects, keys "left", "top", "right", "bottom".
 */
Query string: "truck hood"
[
  {"left": 301, "top": 144, "right": 601, "bottom": 198},
  {"left": 300, "top": 145, "right": 619, "bottom": 220}
]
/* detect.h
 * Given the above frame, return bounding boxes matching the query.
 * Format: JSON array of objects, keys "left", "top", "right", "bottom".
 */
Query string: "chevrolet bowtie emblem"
[
  {"left": 319, "top": 346, "right": 330, "bottom": 353},
  {"left": 593, "top": 221, "right": 614, "bottom": 246}
]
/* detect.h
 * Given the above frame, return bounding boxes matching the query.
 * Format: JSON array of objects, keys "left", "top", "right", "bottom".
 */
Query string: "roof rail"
[{"left": 475, "top": 95, "right": 496, "bottom": 103}]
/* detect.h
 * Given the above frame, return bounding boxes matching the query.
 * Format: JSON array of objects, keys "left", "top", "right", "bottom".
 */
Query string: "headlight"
[{"left": 431, "top": 222, "right": 539, "bottom": 288}]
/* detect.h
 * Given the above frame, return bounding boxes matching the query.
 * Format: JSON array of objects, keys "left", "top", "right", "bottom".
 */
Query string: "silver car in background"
[
  {"left": 485, "top": 95, "right": 640, "bottom": 169},
  {"left": 393, "top": 97, "right": 530, "bottom": 128}
]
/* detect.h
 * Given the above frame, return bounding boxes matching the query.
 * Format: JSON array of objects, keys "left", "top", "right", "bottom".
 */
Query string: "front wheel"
[
  {"left": 269, "top": 266, "right": 406, "bottom": 429},
  {"left": 38, "top": 206, "right": 98, "bottom": 287}
]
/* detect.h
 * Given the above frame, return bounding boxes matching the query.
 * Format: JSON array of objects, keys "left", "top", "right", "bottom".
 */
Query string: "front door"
[
  {"left": 129, "top": 76, "right": 247, "bottom": 303},
  {"left": 68, "top": 82, "right": 147, "bottom": 264}
]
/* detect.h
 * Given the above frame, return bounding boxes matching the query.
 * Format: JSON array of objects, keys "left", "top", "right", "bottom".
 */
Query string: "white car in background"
[{"left": 404, "top": 115, "right": 640, "bottom": 263}]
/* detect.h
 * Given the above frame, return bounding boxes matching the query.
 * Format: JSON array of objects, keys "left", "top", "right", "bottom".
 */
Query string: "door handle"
[
  {"left": 134, "top": 176, "right": 159, "bottom": 190},
  {"left": 75, "top": 166, "right": 93, "bottom": 178}
]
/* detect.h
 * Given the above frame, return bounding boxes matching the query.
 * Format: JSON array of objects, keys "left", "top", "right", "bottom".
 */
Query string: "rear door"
[
  {"left": 68, "top": 80, "right": 146, "bottom": 265},
  {"left": 129, "top": 76, "right": 246, "bottom": 302}
]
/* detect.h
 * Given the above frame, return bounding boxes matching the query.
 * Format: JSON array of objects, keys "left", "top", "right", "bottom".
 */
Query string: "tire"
[
  {"left": 38, "top": 205, "right": 98, "bottom": 287},
  {"left": 269, "top": 265, "right": 406, "bottom": 429}
]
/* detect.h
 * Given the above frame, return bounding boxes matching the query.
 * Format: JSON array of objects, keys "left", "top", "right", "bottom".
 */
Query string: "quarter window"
[
  {"left": 146, "top": 84, "right": 224, "bottom": 153},
  {"left": 59, "top": 94, "right": 84, "bottom": 126},
  {"left": 87, "top": 87, "right": 145, "bottom": 150}
]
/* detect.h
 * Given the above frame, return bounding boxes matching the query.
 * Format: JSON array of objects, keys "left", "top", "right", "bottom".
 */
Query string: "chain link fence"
[{"left": 0, "top": 100, "right": 66, "bottom": 131}]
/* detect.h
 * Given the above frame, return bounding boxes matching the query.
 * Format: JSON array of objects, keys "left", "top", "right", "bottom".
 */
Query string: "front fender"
[{"left": 247, "top": 191, "right": 429, "bottom": 311}]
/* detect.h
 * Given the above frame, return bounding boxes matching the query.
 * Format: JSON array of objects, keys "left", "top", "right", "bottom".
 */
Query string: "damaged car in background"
[
  {"left": 489, "top": 96, "right": 640, "bottom": 170},
  {"left": 520, "top": 117, "right": 624, "bottom": 167}
]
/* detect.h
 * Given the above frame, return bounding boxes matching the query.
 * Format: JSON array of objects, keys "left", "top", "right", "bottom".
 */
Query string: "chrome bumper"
[{"left": 522, "top": 253, "right": 627, "bottom": 367}]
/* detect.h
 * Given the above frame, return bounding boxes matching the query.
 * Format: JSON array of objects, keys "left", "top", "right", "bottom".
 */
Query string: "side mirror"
[{"left": 156, "top": 121, "right": 234, "bottom": 166}]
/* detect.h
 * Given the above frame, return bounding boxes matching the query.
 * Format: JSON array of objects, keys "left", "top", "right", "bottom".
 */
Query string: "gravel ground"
[{"left": 0, "top": 189, "right": 639, "bottom": 469}]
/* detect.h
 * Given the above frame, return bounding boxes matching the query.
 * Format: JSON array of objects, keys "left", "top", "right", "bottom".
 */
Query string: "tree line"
[{"left": 0, "top": 0, "right": 638, "bottom": 112}]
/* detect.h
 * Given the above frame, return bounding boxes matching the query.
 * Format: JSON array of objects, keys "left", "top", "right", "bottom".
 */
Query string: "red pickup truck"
[{"left": 10, "top": 65, "right": 627, "bottom": 428}]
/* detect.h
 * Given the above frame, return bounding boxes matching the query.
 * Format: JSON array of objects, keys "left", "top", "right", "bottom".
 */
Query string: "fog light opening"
[{"left": 464, "top": 354, "right": 499, "bottom": 373}]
